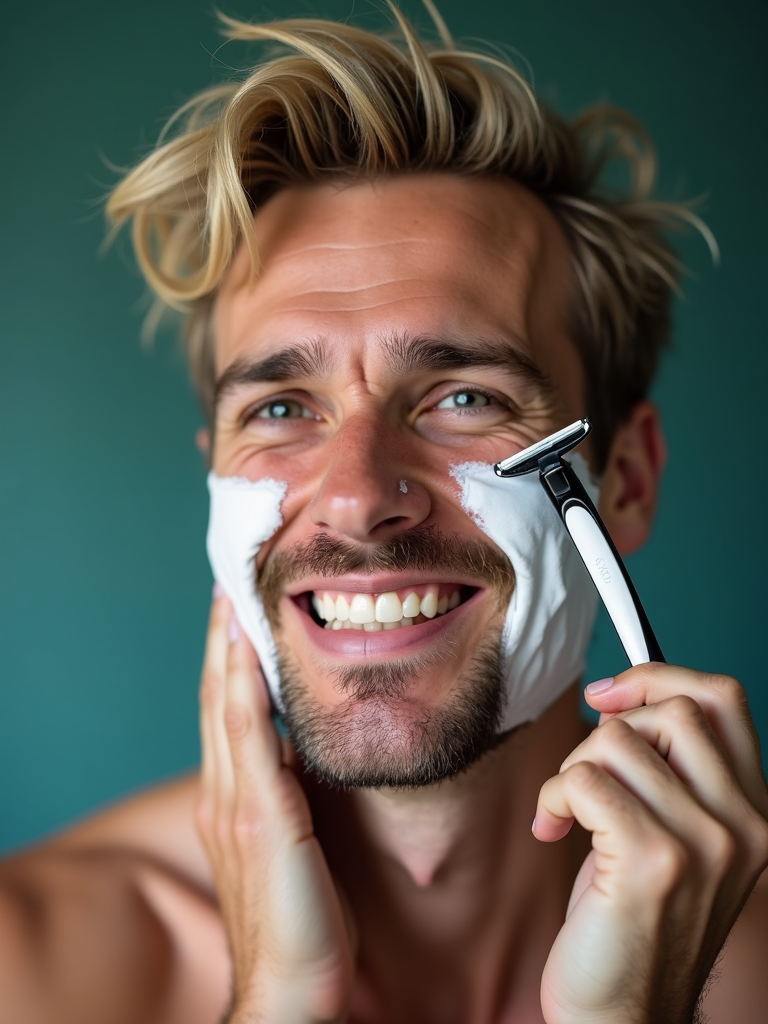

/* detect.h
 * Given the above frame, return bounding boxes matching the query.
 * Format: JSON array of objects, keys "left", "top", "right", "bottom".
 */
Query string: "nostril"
[{"left": 381, "top": 515, "right": 409, "bottom": 527}]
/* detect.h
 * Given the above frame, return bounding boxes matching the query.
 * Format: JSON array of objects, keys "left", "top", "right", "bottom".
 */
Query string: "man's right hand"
[{"left": 196, "top": 591, "right": 355, "bottom": 1024}]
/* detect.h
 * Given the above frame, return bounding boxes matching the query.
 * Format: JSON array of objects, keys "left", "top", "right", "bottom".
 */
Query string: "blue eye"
[
  {"left": 436, "top": 391, "right": 492, "bottom": 410},
  {"left": 256, "top": 399, "right": 312, "bottom": 419}
]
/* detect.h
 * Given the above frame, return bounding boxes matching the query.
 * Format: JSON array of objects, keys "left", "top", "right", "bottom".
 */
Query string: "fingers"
[
  {"left": 544, "top": 718, "right": 737, "bottom": 876},
  {"left": 535, "top": 664, "right": 768, "bottom": 1022},
  {"left": 225, "top": 619, "right": 283, "bottom": 790},
  {"left": 584, "top": 664, "right": 766, "bottom": 808},
  {"left": 199, "top": 589, "right": 235, "bottom": 802},
  {"left": 534, "top": 739, "right": 736, "bottom": 972},
  {"left": 198, "top": 590, "right": 313, "bottom": 859},
  {"left": 535, "top": 699, "right": 768, "bottom": 903},
  {"left": 599, "top": 698, "right": 747, "bottom": 822},
  {"left": 535, "top": 759, "right": 690, "bottom": 903},
  {"left": 221, "top": 620, "right": 289, "bottom": 867},
  {"left": 194, "top": 593, "right": 353, "bottom": 1017},
  {"left": 227, "top": 629, "right": 314, "bottom": 848},
  {"left": 536, "top": 717, "right": 704, "bottom": 844}
]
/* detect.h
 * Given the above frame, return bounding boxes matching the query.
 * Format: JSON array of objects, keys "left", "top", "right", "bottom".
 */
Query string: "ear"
[
  {"left": 195, "top": 427, "right": 211, "bottom": 455},
  {"left": 598, "top": 402, "right": 666, "bottom": 555}
]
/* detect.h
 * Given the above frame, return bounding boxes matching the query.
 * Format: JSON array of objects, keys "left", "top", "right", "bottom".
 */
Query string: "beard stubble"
[{"left": 258, "top": 525, "right": 515, "bottom": 788}]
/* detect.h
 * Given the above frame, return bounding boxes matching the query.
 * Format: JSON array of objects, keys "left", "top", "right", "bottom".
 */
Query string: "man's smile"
[
  {"left": 282, "top": 576, "right": 488, "bottom": 658},
  {"left": 311, "top": 582, "right": 468, "bottom": 629}
]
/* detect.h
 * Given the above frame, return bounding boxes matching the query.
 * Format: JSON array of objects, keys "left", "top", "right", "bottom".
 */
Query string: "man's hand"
[
  {"left": 534, "top": 664, "right": 768, "bottom": 1024},
  {"left": 196, "top": 592, "right": 354, "bottom": 1024}
]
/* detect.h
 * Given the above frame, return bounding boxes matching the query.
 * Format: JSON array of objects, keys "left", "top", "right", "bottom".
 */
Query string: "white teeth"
[
  {"left": 420, "top": 587, "right": 438, "bottom": 619},
  {"left": 315, "top": 586, "right": 464, "bottom": 628},
  {"left": 375, "top": 591, "right": 403, "bottom": 623},
  {"left": 349, "top": 593, "right": 375, "bottom": 623}
]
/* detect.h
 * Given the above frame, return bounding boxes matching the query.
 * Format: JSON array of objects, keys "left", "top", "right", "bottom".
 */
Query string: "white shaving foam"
[
  {"left": 206, "top": 454, "right": 600, "bottom": 730},
  {"left": 206, "top": 473, "right": 287, "bottom": 707},
  {"left": 450, "top": 453, "right": 599, "bottom": 731}
]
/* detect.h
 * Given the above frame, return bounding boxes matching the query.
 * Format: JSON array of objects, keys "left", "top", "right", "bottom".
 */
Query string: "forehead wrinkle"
[
  {"left": 256, "top": 249, "right": 537, "bottom": 327},
  {"left": 285, "top": 278, "right": 439, "bottom": 297},
  {"left": 262, "top": 289, "right": 455, "bottom": 316},
  {"left": 266, "top": 238, "right": 530, "bottom": 279},
  {"left": 265, "top": 237, "right": 434, "bottom": 262}
]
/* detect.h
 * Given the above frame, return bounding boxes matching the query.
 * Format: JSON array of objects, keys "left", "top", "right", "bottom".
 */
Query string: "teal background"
[{"left": 1, "top": 1, "right": 766, "bottom": 854}]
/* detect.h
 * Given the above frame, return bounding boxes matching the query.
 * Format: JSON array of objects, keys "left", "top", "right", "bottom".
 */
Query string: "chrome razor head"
[{"left": 494, "top": 419, "right": 591, "bottom": 478}]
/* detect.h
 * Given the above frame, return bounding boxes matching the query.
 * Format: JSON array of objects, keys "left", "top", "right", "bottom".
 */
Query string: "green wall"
[{"left": 2, "top": 0, "right": 766, "bottom": 853}]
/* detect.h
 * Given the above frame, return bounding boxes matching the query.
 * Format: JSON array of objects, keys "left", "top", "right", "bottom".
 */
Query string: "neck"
[
  {"left": 309, "top": 686, "right": 590, "bottom": 1021},
  {"left": 350, "top": 737, "right": 529, "bottom": 890},
  {"left": 349, "top": 684, "right": 587, "bottom": 888}
]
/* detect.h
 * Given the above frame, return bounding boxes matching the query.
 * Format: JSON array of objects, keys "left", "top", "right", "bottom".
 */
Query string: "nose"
[{"left": 309, "top": 414, "right": 431, "bottom": 543}]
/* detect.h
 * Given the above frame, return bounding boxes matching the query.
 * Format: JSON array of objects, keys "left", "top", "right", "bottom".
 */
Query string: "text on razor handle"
[{"left": 595, "top": 557, "right": 612, "bottom": 584}]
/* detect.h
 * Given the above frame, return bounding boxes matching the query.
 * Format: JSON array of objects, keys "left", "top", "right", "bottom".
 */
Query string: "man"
[{"left": 1, "top": 7, "right": 766, "bottom": 1023}]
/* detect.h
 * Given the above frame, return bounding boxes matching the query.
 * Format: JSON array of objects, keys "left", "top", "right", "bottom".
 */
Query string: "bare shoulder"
[
  {"left": 0, "top": 776, "right": 230, "bottom": 1024},
  {"left": 53, "top": 772, "right": 212, "bottom": 891},
  {"left": 701, "top": 867, "right": 768, "bottom": 1023}
]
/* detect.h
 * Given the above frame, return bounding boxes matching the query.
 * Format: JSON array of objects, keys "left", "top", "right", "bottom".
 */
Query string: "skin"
[
  {"left": 211, "top": 175, "right": 584, "bottom": 781},
  {"left": 1, "top": 175, "right": 766, "bottom": 1024}
]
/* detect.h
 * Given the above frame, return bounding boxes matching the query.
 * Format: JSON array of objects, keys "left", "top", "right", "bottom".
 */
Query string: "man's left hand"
[{"left": 534, "top": 663, "right": 768, "bottom": 1024}]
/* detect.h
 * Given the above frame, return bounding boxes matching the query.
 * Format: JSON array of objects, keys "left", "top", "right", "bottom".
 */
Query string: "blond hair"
[{"left": 107, "top": 3, "right": 712, "bottom": 469}]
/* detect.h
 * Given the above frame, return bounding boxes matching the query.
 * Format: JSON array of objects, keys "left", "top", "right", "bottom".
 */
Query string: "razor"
[{"left": 494, "top": 419, "right": 664, "bottom": 665}]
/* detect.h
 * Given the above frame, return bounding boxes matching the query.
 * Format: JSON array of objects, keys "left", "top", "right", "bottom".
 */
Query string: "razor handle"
[{"left": 540, "top": 457, "right": 665, "bottom": 666}]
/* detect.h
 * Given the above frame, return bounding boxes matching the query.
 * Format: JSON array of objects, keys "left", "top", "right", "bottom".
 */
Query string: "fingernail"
[
  {"left": 213, "top": 581, "right": 225, "bottom": 599},
  {"left": 531, "top": 815, "right": 538, "bottom": 834},
  {"left": 586, "top": 676, "right": 614, "bottom": 695},
  {"left": 228, "top": 618, "right": 241, "bottom": 644}
]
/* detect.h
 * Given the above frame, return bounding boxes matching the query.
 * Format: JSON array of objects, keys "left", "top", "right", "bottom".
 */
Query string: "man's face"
[{"left": 211, "top": 175, "right": 588, "bottom": 786}]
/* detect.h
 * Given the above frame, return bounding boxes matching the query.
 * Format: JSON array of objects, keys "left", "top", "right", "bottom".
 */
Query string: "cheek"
[{"left": 220, "top": 443, "right": 322, "bottom": 494}]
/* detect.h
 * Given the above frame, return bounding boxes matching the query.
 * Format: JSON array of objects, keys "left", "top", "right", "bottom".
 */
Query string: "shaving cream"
[
  {"left": 207, "top": 474, "right": 287, "bottom": 702},
  {"left": 450, "top": 454, "right": 599, "bottom": 730},
  {"left": 206, "top": 454, "right": 600, "bottom": 730}
]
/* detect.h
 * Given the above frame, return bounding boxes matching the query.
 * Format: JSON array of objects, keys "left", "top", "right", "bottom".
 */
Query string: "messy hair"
[{"left": 107, "top": 2, "right": 712, "bottom": 470}]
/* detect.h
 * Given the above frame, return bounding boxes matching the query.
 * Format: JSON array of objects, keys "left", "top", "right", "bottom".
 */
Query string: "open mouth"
[{"left": 301, "top": 583, "right": 477, "bottom": 631}]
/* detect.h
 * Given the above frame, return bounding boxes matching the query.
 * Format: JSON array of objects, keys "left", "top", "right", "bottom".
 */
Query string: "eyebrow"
[
  {"left": 213, "top": 330, "right": 554, "bottom": 413},
  {"left": 382, "top": 332, "right": 555, "bottom": 392},
  {"left": 214, "top": 339, "right": 331, "bottom": 411}
]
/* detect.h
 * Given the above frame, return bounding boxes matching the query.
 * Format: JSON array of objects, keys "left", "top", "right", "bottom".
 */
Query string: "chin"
[{"left": 276, "top": 638, "right": 508, "bottom": 789}]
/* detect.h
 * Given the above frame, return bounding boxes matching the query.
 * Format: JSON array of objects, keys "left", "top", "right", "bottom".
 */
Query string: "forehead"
[{"left": 213, "top": 174, "right": 575, "bottom": 375}]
